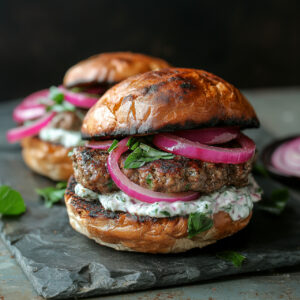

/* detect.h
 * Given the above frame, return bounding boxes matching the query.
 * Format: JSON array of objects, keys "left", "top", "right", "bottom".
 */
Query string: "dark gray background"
[{"left": 1, "top": 0, "right": 300, "bottom": 100}]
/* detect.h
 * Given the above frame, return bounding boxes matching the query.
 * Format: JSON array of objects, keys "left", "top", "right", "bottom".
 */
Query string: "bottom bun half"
[
  {"left": 65, "top": 176, "right": 252, "bottom": 253},
  {"left": 21, "top": 136, "right": 73, "bottom": 181}
]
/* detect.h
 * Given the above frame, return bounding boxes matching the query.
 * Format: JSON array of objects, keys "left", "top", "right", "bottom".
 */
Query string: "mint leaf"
[
  {"left": 108, "top": 140, "right": 119, "bottom": 153},
  {"left": 124, "top": 142, "right": 174, "bottom": 169},
  {"left": 187, "top": 212, "right": 213, "bottom": 238},
  {"left": 126, "top": 137, "right": 138, "bottom": 149},
  {"left": 0, "top": 185, "right": 26, "bottom": 216},
  {"left": 36, "top": 182, "right": 67, "bottom": 208},
  {"left": 217, "top": 251, "right": 246, "bottom": 267},
  {"left": 257, "top": 188, "right": 289, "bottom": 215}
]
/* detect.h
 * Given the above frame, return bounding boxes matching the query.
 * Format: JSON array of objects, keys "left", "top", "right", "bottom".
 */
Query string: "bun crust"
[
  {"left": 82, "top": 68, "right": 259, "bottom": 139},
  {"left": 63, "top": 52, "right": 170, "bottom": 88},
  {"left": 65, "top": 176, "right": 252, "bottom": 253},
  {"left": 21, "top": 137, "right": 73, "bottom": 181}
]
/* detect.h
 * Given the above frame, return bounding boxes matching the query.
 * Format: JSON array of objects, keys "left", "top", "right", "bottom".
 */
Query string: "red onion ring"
[
  {"left": 271, "top": 136, "right": 300, "bottom": 177},
  {"left": 175, "top": 128, "right": 239, "bottom": 145},
  {"left": 7, "top": 112, "right": 56, "bottom": 143},
  {"left": 13, "top": 89, "right": 49, "bottom": 123},
  {"left": 58, "top": 86, "right": 98, "bottom": 109},
  {"left": 153, "top": 133, "right": 255, "bottom": 164},
  {"left": 107, "top": 137, "right": 200, "bottom": 203},
  {"left": 84, "top": 87, "right": 106, "bottom": 95},
  {"left": 86, "top": 140, "right": 114, "bottom": 150}
]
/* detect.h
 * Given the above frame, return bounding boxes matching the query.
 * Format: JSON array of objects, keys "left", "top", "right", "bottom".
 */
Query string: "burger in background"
[
  {"left": 7, "top": 52, "right": 170, "bottom": 181},
  {"left": 65, "top": 68, "right": 262, "bottom": 253}
]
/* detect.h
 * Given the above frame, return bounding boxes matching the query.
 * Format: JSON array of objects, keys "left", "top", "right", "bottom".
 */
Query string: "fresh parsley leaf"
[
  {"left": 187, "top": 212, "right": 213, "bottom": 238},
  {"left": 108, "top": 140, "right": 119, "bottom": 153},
  {"left": 216, "top": 251, "right": 246, "bottom": 267},
  {"left": 124, "top": 143, "right": 174, "bottom": 169},
  {"left": 257, "top": 188, "right": 289, "bottom": 215},
  {"left": 0, "top": 185, "right": 26, "bottom": 216},
  {"left": 253, "top": 164, "right": 269, "bottom": 177},
  {"left": 35, "top": 182, "right": 67, "bottom": 208},
  {"left": 49, "top": 86, "right": 64, "bottom": 104}
]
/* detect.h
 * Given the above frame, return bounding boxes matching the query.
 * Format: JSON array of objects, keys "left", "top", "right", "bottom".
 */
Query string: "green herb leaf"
[
  {"left": 49, "top": 86, "right": 64, "bottom": 104},
  {"left": 47, "top": 101, "right": 75, "bottom": 113},
  {"left": 108, "top": 140, "right": 119, "bottom": 153},
  {"left": 35, "top": 182, "right": 67, "bottom": 208},
  {"left": 253, "top": 164, "right": 269, "bottom": 177},
  {"left": 0, "top": 185, "right": 26, "bottom": 216},
  {"left": 216, "top": 251, "right": 246, "bottom": 267},
  {"left": 161, "top": 210, "right": 171, "bottom": 217},
  {"left": 106, "top": 179, "right": 114, "bottom": 190},
  {"left": 185, "top": 184, "right": 191, "bottom": 192},
  {"left": 257, "top": 188, "right": 289, "bottom": 215},
  {"left": 187, "top": 212, "right": 213, "bottom": 238},
  {"left": 146, "top": 174, "right": 152, "bottom": 187},
  {"left": 47, "top": 86, "right": 75, "bottom": 112},
  {"left": 124, "top": 143, "right": 174, "bottom": 169},
  {"left": 126, "top": 137, "right": 138, "bottom": 149},
  {"left": 68, "top": 150, "right": 74, "bottom": 157}
]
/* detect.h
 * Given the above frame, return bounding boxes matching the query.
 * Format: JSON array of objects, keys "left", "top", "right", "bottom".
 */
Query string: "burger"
[
  {"left": 7, "top": 52, "right": 170, "bottom": 181},
  {"left": 64, "top": 68, "right": 262, "bottom": 253}
]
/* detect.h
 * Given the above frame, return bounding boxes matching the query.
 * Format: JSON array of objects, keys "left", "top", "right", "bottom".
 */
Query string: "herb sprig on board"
[
  {"left": 216, "top": 251, "right": 246, "bottom": 267},
  {"left": 36, "top": 182, "right": 67, "bottom": 208},
  {"left": 0, "top": 185, "right": 26, "bottom": 216},
  {"left": 257, "top": 188, "right": 289, "bottom": 215}
]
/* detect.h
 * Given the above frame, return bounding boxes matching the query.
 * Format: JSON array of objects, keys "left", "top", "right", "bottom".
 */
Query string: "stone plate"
[{"left": 1, "top": 102, "right": 300, "bottom": 299}]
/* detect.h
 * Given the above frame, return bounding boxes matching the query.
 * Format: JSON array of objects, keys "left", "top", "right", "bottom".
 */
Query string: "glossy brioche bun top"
[
  {"left": 63, "top": 52, "right": 171, "bottom": 88},
  {"left": 82, "top": 68, "right": 259, "bottom": 139}
]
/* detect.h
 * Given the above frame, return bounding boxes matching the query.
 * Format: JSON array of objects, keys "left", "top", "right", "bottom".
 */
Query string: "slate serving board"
[{"left": 1, "top": 101, "right": 300, "bottom": 299}]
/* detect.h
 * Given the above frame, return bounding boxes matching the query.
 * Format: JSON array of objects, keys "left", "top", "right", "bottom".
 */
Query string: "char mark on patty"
[{"left": 71, "top": 146, "right": 253, "bottom": 195}]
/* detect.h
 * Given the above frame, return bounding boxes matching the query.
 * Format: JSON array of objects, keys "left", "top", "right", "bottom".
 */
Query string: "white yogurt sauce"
[
  {"left": 74, "top": 175, "right": 262, "bottom": 221},
  {"left": 39, "top": 128, "right": 84, "bottom": 148}
]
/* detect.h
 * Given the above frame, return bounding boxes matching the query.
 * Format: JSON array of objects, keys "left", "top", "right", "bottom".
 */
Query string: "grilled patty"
[{"left": 71, "top": 146, "right": 253, "bottom": 194}]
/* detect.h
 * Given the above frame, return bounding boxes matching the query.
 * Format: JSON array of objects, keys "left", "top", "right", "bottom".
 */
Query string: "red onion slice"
[
  {"left": 58, "top": 86, "right": 98, "bottom": 109},
  {"left": 86, "top": 140, "right": 114, "bottom": 150},
  {"left": 271, "top": 137, "right": 300, "bottom": 177},
  {"left": 13, "top": 89, "right": 49, "bottom": 123},
  {"left": 107, "top": 137, "right": 200, "bottom": 203},
  {"left": 153, "top": 133, "right": 255, "bottom": 164},
  {"left": 7, "top": 112, "right": 56, "bottom": 143},
  {"left": 175, "top": 128, "right": 239, "bottom": 145}
]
